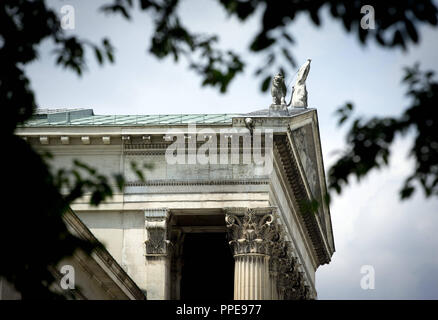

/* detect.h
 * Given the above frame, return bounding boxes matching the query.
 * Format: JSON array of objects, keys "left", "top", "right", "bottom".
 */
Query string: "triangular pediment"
[
  {"left": 287, "top": 110, "right": 335, "bottom": 255},
  {"left": 291, "top": 124, "right": 321, "bottom": 203}
]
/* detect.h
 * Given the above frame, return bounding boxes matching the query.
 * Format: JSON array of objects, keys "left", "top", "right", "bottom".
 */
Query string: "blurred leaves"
[
  {"left": 1, "top": 1, "right": 126, "bottom": 298},
  {"left": 216, "top": 0, "right": 438, "bottom": 89},
  {"left": 261, "top": 75, "right": 271, "bottom": 92},
  {"left": 298, "top": 198, "right": 321, "bottom": 216},
  {"left": 54, "top": 159, "right": 124, "bottom": 206},
  {"left": 102, "top": 0, "right": 245, "bottom": 92},
  {"left": 328, "top": 64, "right": 438, "bottom": 200},
  {"left": 130, "top": 161, "right": 154, "bottom": 183},
  {"left": 2, "top": 136, "right": 99, "bottom": 299},
  {"left": 101, "top": 0, "right": 133, "bottom": 20},
  {"left": 334, "top": 102, "right": 354, "bottom": 126},
  {"left": 101, "top": 0, "right": 438, "bottom": 91},
  {"left": 53, "top": 37, "right": 115, "bottom": 75}
]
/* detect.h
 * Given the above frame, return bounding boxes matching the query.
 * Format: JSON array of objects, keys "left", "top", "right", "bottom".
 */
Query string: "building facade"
[{"left": 17, "top": 106, "right": 335, "bottom": 300}]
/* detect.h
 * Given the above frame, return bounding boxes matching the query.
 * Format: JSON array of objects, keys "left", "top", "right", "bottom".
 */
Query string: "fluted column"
[
  {"left": 268, "top": 251, "right": 280, "bottom": 299},
  {"left": 233, "top": 254, "right": 270, "bottom": 300},
  {"left": 269, "top": 269, "right": 279, "bottom": 300},
  {"left": 225, "top": 207, "right": 278, "bottom": 300}
]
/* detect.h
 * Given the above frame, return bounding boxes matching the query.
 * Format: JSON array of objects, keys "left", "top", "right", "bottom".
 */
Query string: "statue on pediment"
[
  {"left": 291, "top": 59, "right": 311, "bottom": 108},
  {"left": 271, "top": 73, "right": 287, "bottom": 107},
  {"left": 270, "top": 59, "right": 311, "bottom": 112}
]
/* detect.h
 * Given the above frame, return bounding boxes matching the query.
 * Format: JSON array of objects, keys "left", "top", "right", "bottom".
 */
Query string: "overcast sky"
[{"left": 25, "top": 0, "right": 438, "bottom": 299}]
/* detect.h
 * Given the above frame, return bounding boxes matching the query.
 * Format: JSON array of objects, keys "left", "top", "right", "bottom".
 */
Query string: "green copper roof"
[
  {"left": 24, "top": 109, "right": 236, "bottom": 127},
  {"left": 22, "top": 107, "right": 311, "bottom": 127}
]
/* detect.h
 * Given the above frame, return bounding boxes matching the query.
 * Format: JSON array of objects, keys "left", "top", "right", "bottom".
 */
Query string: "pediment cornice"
[{"left": 273, "top": 111, "right": 334, "bottom": 266}]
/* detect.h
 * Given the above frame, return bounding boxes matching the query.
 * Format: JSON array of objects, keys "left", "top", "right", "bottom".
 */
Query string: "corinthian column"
[{"left": 225, "top": 207, "right": 278, "bottom": 300}]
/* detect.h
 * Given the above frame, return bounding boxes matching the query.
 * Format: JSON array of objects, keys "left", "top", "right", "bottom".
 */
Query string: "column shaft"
[
  {"left": 234, "top": 254, "right": 270, "bottom": 300},
  {"left": 269, "top": 272, "right": 279, "bottom": 300}
]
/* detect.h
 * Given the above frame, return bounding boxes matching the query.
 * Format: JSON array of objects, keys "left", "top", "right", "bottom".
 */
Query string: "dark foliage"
[
  {"left": 1, "top": 0, "right": 120, "bottom": 298},
  {"left": 329, "top": 65, "right": 438, "bottom": 200},
  {"left": 102, "top": 0, "right": 438, "bottom": 91}
]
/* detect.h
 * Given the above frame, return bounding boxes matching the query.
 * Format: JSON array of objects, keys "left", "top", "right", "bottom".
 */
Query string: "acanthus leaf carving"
[{"left": 225, "top": 208, "right": 277, "bottom": 256}]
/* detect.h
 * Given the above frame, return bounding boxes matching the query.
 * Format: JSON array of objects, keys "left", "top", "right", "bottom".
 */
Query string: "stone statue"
[
  {"left": 291, "top": 59, "right": 311, "bottom": 108},
  {"left": 271, "top": 73, "right": 287, "bottom": 107}
]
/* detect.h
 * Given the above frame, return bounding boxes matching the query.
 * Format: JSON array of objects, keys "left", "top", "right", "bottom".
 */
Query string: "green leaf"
[
  {"left": 94, "top": 47, "right": 103, "bottom": 64},
  {"left": 261, "top": 75, "right": 271, "bottom": 92},
  {"left": 281, "top": 48, "right": 296, "bottom": 67},
  {"left": 282, "top": 32, "right": 294, "bottom": 44},
  {"left": 400, "top": 185, "right": 415, "bottom": 199},
  {"left": 405, "top": 19, "right": 419, "bottom": 43}
]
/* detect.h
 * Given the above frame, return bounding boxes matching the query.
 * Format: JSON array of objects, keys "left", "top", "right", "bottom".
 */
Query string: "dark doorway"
[{"left": 180, "top": 232, "right": 234, "bottom": 300}]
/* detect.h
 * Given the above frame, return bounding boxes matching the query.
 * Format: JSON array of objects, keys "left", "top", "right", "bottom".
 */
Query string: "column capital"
[
  {"left": 144, "top": 208, "right": 169, "bottom": 224},
  {"left": 225, "top": 207, "right": 279, "bottom": 256}
]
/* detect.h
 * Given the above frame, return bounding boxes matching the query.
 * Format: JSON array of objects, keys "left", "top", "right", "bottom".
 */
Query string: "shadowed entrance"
[{"left": 180, "top": 232, "right": 234, "bottom": 300}]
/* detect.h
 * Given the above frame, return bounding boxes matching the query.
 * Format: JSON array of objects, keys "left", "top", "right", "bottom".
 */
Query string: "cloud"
[{"left": 317, "top": 139, "right": 438, "bottom": 299}]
